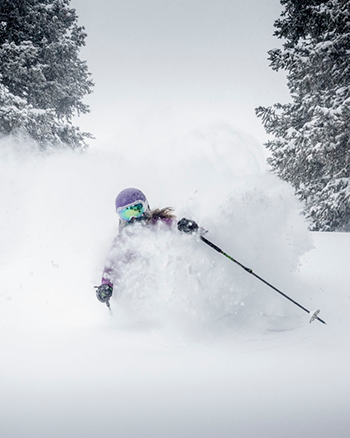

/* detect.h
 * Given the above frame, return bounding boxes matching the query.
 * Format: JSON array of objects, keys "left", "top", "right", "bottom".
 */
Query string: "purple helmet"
[{"left": 115, "top": 188, "right": 149, "bottom": 211}]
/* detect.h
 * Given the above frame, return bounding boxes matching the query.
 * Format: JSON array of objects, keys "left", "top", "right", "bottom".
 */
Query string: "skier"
[{"left": 95, "top": 187, "right": 198, "bottom": 305}]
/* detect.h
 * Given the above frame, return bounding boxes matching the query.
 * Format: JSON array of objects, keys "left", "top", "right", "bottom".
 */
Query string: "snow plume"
[
  {"left": 104, "top": 125, "right": 312, "bottom": 336},
  {"left": 2, "top": 129, "right": 348, "bottom": 438},
  {"left": 0, "top": 124, "right": 312, "bottom": 336}
]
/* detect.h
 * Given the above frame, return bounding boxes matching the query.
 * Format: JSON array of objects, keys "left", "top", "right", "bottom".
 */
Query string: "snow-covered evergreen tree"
[
  {"left": 256, "top": 0, "right": 350, "bottom": 231},
  {"left": 0, "top": 0, "right": 94, "bottom": 149}
]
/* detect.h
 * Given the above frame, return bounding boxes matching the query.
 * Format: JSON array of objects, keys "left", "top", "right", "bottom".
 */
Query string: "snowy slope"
[{"left": 1, "top": 130, "right": 349, "bottom": 438}]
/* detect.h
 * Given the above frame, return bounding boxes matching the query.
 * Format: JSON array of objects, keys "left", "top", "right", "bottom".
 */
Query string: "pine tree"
[
  {"left": 0, "top": 0, "right": 94, "bottom": 149},
  {"left": 256, "top": 0, "right": 350, "bottom": 231}
]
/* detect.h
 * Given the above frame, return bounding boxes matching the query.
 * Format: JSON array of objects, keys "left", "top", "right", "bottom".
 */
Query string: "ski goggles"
[{"left": 116, "top": 201, "right": 147, "bottom": 222}]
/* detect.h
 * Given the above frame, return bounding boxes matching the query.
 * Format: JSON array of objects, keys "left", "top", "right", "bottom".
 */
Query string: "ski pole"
[
  {"left": 200, "top": 235, "right": 327, "bottom": 325},
  {"left": 106, "top": 300, "right": 113, "bottom": 316}
]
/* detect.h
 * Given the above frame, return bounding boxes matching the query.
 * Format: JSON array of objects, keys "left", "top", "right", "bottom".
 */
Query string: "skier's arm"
[
  {"left": 95, "top": 264, "right": 114, "bottom": 303},
  {"left": 96, "top": 236, "right": 120, "bottom": 303}
]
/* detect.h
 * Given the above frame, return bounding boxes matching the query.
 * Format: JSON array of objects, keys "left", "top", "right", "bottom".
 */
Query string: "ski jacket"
[{"left": 101, "top": 216, "right": 174, "bottom": 288}]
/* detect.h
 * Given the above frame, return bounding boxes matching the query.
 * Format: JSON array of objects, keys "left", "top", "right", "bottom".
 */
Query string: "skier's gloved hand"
[
  {"left": 96, "top": 284, "right": 113, "bottom": 303},
  {"left": 177, "top": 218, "right": 199, "bottom": 234}
]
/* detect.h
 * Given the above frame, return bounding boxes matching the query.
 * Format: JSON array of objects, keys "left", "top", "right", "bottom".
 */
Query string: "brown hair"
[
  {"left": 147, "top": 207, "right": 176, "bottom": 221},
  {"left": 119, "top": 207, "right": 176, "bottom": 230}
]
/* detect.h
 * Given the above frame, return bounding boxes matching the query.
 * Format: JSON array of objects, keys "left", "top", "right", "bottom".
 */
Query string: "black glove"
[
  {"left": 177, "top": 218, "right": 199, "bottom": 234},
  {"left": 96, "top": 284, "right": 113, "bottom": 303}
]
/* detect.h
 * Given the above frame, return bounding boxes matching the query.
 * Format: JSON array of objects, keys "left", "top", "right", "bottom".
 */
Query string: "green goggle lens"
[{"left": 118, "top": 203, "right": 145, "bottom": 221}]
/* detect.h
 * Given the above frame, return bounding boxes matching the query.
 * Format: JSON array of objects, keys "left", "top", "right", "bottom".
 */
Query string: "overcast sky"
[{"left": 70, "top": 0, "right": 290, "bottom": 146}]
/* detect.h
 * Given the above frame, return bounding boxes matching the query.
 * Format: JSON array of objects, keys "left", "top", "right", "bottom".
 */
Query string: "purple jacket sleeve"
[
  {"left": 101, "top": 235, "right": 120, "bottom": 288},
  {"left": 101, "top": 274, "right": 114, "bottom": 287}
]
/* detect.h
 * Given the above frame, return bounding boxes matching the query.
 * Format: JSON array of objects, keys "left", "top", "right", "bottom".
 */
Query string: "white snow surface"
[{"left": 0, "top": 128, "right": 349, "bottom": 438}]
